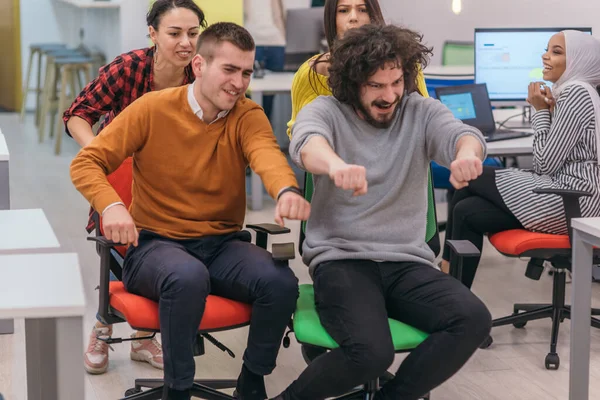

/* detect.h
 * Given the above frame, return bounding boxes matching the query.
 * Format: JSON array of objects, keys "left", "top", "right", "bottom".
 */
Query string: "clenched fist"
[
  {"left": 449, "top": 155, "right": 483, "bottom": 189},
  {"left": 275, "top": 191, "right": 311, "bottom": 227},
  {"left": 102, "top": 204, "right": 139, "bottom": 246},
  {"left": 329, "top": 161, "right": 368, "bottom": 196}
]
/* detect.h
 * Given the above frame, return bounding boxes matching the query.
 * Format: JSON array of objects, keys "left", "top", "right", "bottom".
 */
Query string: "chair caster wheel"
[
  {"left": 124, "top": 387, "right": 142, "bottom": 396},
  {"left": 545, "top": 353, "right": 560, "bottom": 370},
  {"left": 479, "top": 335, "right": 493, "bottom": 349},
  {"left": 511, "top": 313, "right": 527, "bottom": 328}
]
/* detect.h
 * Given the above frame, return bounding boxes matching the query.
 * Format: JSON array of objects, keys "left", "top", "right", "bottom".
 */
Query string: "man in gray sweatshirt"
[{"left": 274, "top": 25, "right": 492, "bottom": 400}]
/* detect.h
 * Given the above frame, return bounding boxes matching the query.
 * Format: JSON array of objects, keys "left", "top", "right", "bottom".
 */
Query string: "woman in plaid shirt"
[{"left": 62, "top": 0, "right": 206, "bottom": 376}]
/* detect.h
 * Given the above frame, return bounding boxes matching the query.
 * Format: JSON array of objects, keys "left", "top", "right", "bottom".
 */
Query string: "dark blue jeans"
[
  {"left": 280, "top": 260, "right": 492, "bottom": 400},
  {"left": 254, "top": 46, "right": 285, "bottom": 119},
  {"left": 122, "top": 230, "right": 299, "bottom": 390}
]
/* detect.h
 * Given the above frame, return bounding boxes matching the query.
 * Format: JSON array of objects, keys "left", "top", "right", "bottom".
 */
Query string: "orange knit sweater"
[{"left": 70, "top": 85, "right": 298, "bottom": 239}]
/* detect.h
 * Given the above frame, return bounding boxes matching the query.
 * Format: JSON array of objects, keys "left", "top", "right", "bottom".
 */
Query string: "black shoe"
[{"left": 235, "top": 364, "right": 267, "bottom": 400}]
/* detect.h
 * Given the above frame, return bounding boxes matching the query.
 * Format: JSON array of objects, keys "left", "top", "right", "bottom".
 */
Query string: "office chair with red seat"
[
  {"left": 87, "top": 158, "right": 295, "bottom": 399},
  {"left": 480, "top": 188, "right": 600, "bottom": 370}
]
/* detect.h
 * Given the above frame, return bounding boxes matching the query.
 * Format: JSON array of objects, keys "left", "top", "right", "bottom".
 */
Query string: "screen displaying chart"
[
  {"left": 474, "top": 28, "right": 592, "bottom": 102},
  {"left": 439, "top": 92, "right": 476, "bottom": 120}
]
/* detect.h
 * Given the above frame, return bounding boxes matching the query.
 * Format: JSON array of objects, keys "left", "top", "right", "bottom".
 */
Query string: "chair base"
[
  {"left": 327, "top": 384, "right": 430, "bottom": 400},
  {"left": 486, "top": 270, "right": 600, "bottom": 370},
  {"left": 121, "top": 379, "right": 238, "bottom": 400}
]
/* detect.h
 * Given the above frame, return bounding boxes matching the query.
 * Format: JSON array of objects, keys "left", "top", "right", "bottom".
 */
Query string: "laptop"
[{"left": 434, "top": 83, "right": 532, "bottom": 142}]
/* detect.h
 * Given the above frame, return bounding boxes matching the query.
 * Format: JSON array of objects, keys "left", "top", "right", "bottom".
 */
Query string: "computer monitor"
[
  {"left": 284, "top": 7, "right": 325, "bottom": 71},
  {"left": 474, "top": 27, "right": 592, "bottom": 103}
]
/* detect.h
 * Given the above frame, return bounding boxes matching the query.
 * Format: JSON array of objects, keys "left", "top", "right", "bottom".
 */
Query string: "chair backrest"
[
  {"left": 442, "top": 41, "right": 474, "bottom": 66},
  {"left": 299, "top": 169, "right": 440, "bottom": 257},
  {"left": 95, "top": 157, "right": 134, "bottom": 258}
]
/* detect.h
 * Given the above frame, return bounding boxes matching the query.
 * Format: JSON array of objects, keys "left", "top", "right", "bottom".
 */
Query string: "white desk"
[
  {"left": 487, "top": 108, "right": 534, "bottom": 157},
  {"left": 0, "top": 208, "right": 60, "bottom": 334},
  {"left": 0, "top": 253, "right": 85, "bottom": 400},
  {"left": 248, "top": 72, "right": 296, "bottom": 210},
  {"left": 423, "top": 65, "right": 474, "bottom": 79},
  {"left": 0, "top": 208, "right": 60, "bottom": 253},
  {"left": 570, "top": 218, "right": 600, "bottom": 400},
  {"left": 0, "top": 131, "right": 9, "bottom": 210}
]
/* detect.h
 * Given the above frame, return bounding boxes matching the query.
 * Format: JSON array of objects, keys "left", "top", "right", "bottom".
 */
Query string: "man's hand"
[
  {"left": 449, "top": 153, "right": 483, "bottom": 189},
  {"left": 102, "top": 204, "right": 139, "bottom": 246},
  {"left": 329, "top": 161, "right": 368, "bottom": 196},
  {"left": 275, "top": 191, "right": 311, "bottom": 227}
]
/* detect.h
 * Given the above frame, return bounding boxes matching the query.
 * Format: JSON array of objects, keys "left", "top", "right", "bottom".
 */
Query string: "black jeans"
[
  {"left": 442, "top": 166, "right": 523, "bottom": 288},
  {"left": 122, "top": 230, "right": 299, "bottom": 390},
  {"left": 279, "top": 260, "right": 492, "bottom": 400}
]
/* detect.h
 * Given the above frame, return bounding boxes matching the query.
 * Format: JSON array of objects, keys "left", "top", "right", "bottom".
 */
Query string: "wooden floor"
[{"left": 1, "top": 113, "right": 600, "bottom": 399}]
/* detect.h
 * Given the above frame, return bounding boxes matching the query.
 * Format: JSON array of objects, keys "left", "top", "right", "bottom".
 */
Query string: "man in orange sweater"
[{"left": 70, "top": 22, "right": 309, "bottom": 400}]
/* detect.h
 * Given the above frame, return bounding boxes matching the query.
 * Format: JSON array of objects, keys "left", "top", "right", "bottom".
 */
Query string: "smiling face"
[
  {"left": 335, "top": 0, "right": 372, "bottom": 40},
  {"left": 356, "top": 61, "right": 405, "bottom": 128},
  {"left": 149, "top": 7, "right": 200, "bottom": 68},
  {"left": 191, "top": 41, "right": 255, "bottom": 120},
  {"left": 542, "top": 32, "right": 567, "bottom": 83}
]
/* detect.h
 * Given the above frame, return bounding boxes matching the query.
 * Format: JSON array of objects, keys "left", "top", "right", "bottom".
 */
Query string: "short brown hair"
[
  {"left": 196, "top": 22, "right": 255, "bottom": 60},
  {"left": 328, "top": 24, "right": 432, "bottom": 106}
]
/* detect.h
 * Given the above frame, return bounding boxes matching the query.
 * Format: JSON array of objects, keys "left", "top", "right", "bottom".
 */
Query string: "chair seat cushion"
[
  {"left": 293, "top": 284, "right": 428, "bottom": 351},
  {"left": 109, "top": 282, "right": 252, "bottom": 331},
  {"left": 489, "top": 229, "right": 570, "bottom": 256}
]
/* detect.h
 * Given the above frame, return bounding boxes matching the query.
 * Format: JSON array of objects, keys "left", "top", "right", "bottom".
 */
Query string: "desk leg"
[
  {"left": 250, "top": 90, "right": 264, "bottom": 211},
  {"left": 25, "top": 317, "right": 84, "bottom": 400},
  {"left": 0, "top": 161, "right": 12, "bottom": 335},
  {"left": 570, "top": 229, "right": 593, "bottom": 400},
  {"left": 0, "top": 319, "right": 13, "bottom": 334},
  {"left": 0, "top": 161, "right": 9, "bottom": 210}
]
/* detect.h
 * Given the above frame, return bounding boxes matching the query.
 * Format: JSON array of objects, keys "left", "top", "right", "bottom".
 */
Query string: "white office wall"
[
  {"left": 379, "top": 0, "right": 600, "bottom": 65},
  {"left": 20, "top": 0, "right": 150, "bottom": 111}
]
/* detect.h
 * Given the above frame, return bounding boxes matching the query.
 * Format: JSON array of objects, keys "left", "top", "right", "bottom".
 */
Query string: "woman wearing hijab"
[{"left": 441, "top": 30, "right": 600, "bottom": 289}]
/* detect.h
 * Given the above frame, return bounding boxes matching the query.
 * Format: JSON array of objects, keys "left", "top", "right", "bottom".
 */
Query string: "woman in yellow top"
[{"left": 287, "top": 0, "right": 429, "bottom": 139}]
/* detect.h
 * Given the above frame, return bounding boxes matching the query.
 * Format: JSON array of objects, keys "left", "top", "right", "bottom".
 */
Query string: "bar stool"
[
  {"left": 20, "top": 43, "right": 67, "bottom": 125},
  {"left": 38, "top": 54, "right": 93, "bottom": 155},
  {"left": 36, "top": 49, "right": 86, "bottom": 143}
]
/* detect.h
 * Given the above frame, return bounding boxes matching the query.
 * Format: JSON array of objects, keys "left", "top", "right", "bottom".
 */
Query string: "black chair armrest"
[
  {"left": 86, "top": 236, "right": 125, "bottom": 326},
  {"left": 246, "top": 223, "right": 291, "bottom": 250},
  {"left": 272, "top": 243, "right": 296, "bottom": 261},
  {"left": 246, "top": 223, "right": 291, "bottom": 235},
  {"left": 446, "top": 239, "right": 481, "bottom": 257},
  {"left": 446, "top": 239, "right": 481, "bottom": 282},
  {"left": 87, "top": 236, "right": 121, "bottom": 247},
  {"left": 532, "top": 188, "right": 593, "bottom": 244},
  {"left": 532, "top": 188, "right": 592, "bottom": 198}
]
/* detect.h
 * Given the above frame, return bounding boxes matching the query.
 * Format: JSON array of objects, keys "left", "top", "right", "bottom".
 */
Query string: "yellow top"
[{"left": 287, "top": 55, "right": 430, "bottom": 138}]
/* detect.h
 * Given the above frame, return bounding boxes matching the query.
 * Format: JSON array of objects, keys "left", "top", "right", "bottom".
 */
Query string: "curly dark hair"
[{"left": 328, "top": 24, "right": 433, "bottom": 107}]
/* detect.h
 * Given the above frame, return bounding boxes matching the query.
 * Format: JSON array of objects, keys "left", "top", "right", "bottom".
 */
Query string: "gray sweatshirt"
[{"left": 289, "top": 92, "right": 486, "bottom": 272}]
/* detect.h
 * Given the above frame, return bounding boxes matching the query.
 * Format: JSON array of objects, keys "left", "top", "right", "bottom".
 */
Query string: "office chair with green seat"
[
  {"left": 283, "top": 170, "right": 480, "bottom": 400},
  {"left": 441, "top": 41, "right": 474, "bottom": 66}
]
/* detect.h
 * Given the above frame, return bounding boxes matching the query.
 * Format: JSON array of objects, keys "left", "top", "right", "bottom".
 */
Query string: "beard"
[{"left": 354, "top": 97, "right": 401, "bottom": 129}]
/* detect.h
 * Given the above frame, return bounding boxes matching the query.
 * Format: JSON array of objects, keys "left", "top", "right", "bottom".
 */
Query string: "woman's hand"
[{"left": 527, "top": 82, "right": 554, "bottom": 112}]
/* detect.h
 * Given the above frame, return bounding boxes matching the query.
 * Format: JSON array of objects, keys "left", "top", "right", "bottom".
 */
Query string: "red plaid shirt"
[
  {"left": 63, "top": 46, "right": 195, "bottom": 232},
  {"left": 63, "top": 46, "right": 195, "bottom": 137}
]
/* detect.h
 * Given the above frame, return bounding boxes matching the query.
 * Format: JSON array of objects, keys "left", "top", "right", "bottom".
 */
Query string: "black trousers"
[
  {"left": 122, "top": 230, "right": 299, "bottom": 390},
  {"left": 442, "top": 166, "right": 524, "bottom": 288},
  {"left": 279, "top": 259, "right": 492, "bottom": 400}
]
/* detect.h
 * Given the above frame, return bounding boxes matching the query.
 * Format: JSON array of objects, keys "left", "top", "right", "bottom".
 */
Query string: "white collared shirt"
[{"left": 187, "top": 81, "right": 229, "bottom": 124}]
